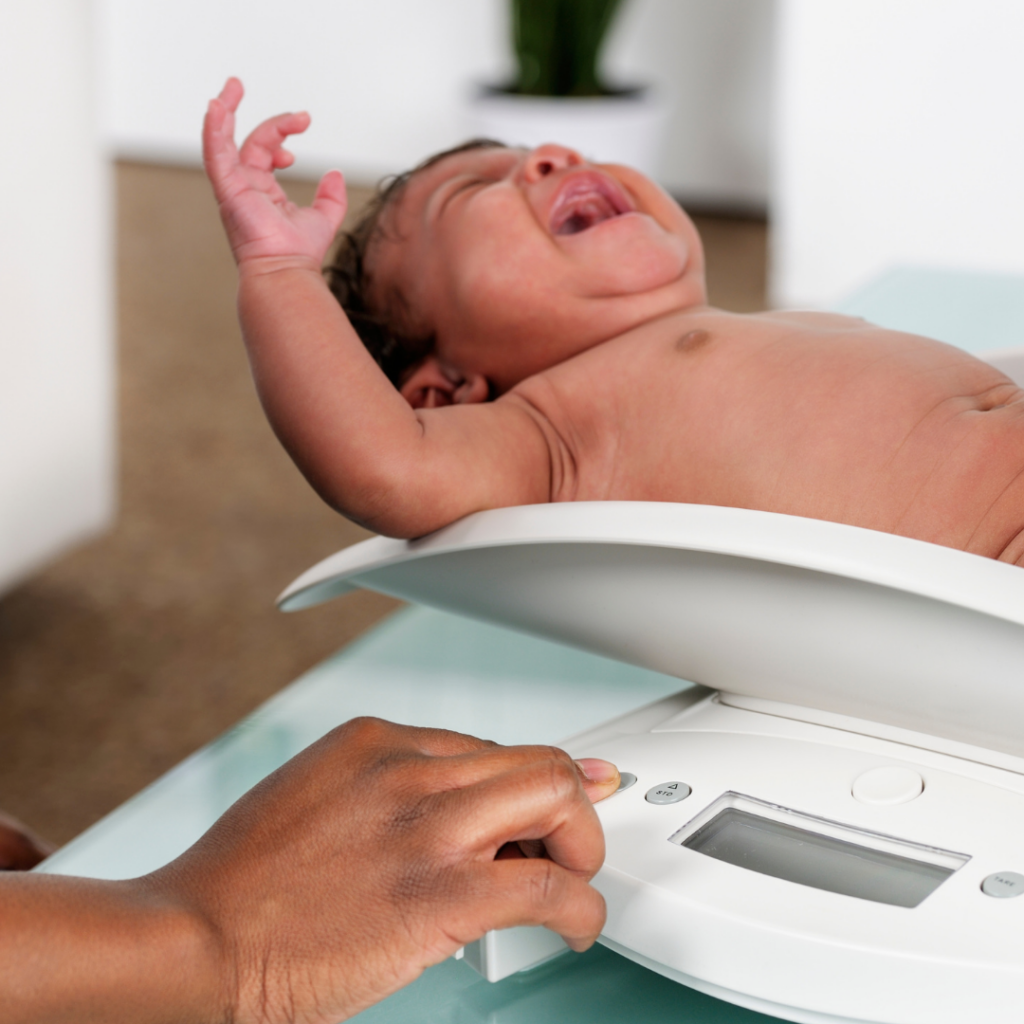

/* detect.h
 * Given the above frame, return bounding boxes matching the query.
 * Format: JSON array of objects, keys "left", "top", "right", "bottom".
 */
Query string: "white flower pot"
[{"left": 463, "top": 87, "right": 669, "bottom": 179}]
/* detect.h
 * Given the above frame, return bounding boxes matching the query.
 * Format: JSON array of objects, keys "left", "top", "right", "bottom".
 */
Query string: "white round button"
[{"left": 852, "top": 766, "right": 924, "bottom": 805}]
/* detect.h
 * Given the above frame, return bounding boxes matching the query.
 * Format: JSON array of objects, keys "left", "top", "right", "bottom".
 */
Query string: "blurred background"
[{"left": 1, "top": 0, "right": 1022, "bottom": 848}]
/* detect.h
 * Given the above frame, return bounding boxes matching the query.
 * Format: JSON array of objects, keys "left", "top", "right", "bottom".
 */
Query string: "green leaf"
[{"left": 511, "top": 0, "right": 626, "bottom": 97}]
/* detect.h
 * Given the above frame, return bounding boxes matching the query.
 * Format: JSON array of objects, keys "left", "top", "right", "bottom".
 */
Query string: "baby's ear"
[{"left": 400, "top": 356, "right": 489, "bottom": 409}]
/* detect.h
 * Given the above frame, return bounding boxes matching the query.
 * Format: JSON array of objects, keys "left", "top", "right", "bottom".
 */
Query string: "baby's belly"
[
  {"left": 897, "top": 397, "right": 1024, "bottom": 562},
  {"left": 595, "top": 385, "right": 1024, "bottom": 563}
]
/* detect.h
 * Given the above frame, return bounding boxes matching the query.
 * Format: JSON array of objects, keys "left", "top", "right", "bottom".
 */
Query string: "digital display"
[{"left": 683, "top": 806, "right": 955, "bottom": 908}]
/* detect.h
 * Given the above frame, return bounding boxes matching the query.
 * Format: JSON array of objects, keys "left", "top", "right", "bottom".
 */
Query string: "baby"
[{"left": 203, "top": 79, "right": 1024, "bottom": 566}]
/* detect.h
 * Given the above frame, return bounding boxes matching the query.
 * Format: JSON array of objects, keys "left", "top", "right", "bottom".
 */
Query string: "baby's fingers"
[
  {"left": 217, "top": 76, "right": 244, "bottom": 113},
  {"left": 313, "top": 170, "right": 348, "bottom": 233},
  {"left": 202, "top": 81, "right": 244, "bottom": 196},
  {"left": 239, "top": 111, "right": 312, "bottom": 173}
]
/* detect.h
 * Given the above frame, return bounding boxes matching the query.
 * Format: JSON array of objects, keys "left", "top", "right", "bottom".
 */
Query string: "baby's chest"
[{"left": 549, "top": 325, "right": 961, "bottom": 495}]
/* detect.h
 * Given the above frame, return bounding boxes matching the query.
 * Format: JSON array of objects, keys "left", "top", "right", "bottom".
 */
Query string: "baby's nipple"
[{"left": 675, "top": 329, "right": 711, "bottom": 353}]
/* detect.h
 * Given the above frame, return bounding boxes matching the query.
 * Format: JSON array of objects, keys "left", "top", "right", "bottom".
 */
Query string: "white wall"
[
  {"left": 100, "top": 0, "right": 774, "bottom": 208},
  {"left": 101, "top": 0, "right": 508, "bottom": 184},
  {"left": 0, "top": 2, "right": 114, "bottom": 592},
  {"left": 772, "top": 0, "right": 1024, "bottom": 308},
  {"left": 608, "top": 0, "right": 775, "bottom": 210}
]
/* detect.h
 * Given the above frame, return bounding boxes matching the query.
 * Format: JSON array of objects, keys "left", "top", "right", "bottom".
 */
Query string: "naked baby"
[{"left": 203, "top": 79, "right": 1024, "bottom": 566}]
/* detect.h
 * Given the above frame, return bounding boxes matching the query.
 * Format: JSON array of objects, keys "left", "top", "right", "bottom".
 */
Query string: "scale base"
[
  {"left": 462, "top": 928, "right": 875, "bottom": 1023},
  {"left": 598, "top": 935, "right": 877, "bottom": 1024},
  {"left": 464, "top": 688, "right": 1024, "bottom": 1024}
]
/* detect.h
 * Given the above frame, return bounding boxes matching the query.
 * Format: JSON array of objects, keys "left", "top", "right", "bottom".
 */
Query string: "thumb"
[
  {"left": 575, "top": 759, "right": 621, "bottom": 803},
  {"left": 313, "top": 169, "right": 348, "bottom": 232}
]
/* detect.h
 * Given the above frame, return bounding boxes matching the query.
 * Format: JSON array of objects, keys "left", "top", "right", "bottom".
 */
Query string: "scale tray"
[{"left": 279, "top": 502, "right": 1024, "bottom": 758}]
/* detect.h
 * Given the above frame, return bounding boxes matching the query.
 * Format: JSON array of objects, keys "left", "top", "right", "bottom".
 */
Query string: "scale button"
[
  {"left": 615, "top": 772, "right": 638, "bottom": 793},
  {"left": 645, "top": 781, "right": 691, "bottom": 805},
  {"left": 982, "top": 872, "right": 1024, "bottom": 898},
  {"left": 852, "top": 766, "right": 924, "bottom": 805}
]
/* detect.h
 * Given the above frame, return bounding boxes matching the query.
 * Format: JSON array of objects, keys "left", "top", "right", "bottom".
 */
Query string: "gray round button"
[
  {"left": 982, "top": 872, "right": 1024, "bottom": 898},
  {"left": 616, "top": 772, "right": 638, "bottom": 793},
  {"left": 645, "top": 781, "right": 691, "bottom": 805}
]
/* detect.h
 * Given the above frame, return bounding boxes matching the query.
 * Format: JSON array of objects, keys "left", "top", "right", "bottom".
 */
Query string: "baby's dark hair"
[{"left": 325, "top": 138, "right": 506, "bottom": 386}]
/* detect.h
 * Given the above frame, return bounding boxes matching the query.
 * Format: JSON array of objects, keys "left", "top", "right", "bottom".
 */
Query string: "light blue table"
[
  {"left": 39, "top": 267, "right": 1024, "bottom": 1022},
  {"left": 836, "top": 265, "right": 1024, "bottom": 355}
]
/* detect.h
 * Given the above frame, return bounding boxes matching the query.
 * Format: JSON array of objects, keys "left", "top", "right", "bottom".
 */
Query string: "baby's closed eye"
[{"left": 437, "top": 178, "right": 488, "bottom": 219}]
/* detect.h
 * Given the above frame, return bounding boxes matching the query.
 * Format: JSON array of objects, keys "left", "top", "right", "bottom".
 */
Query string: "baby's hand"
[{"left": 202, "top": 78, "right": 347, "bottom": 272}]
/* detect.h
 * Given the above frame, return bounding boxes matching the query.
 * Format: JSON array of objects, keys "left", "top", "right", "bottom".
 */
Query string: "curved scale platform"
[{"left": 279, "top": 502, "right": 1024, "bottom": 757}]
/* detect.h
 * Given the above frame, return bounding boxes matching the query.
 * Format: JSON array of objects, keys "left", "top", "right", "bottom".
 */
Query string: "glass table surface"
[{"left": 835, "top": 265, "right": 1024, "bottom": 354}]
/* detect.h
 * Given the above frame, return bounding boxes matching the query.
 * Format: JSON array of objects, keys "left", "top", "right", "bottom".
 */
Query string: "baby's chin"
[{"left": 558, "top": 212, "right": 693, "bottom": 297}]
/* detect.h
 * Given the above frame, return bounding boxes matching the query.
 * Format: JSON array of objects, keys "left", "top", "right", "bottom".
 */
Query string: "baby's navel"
[{"left": 675, "top": 328, "right": 711, "bottom": 353}]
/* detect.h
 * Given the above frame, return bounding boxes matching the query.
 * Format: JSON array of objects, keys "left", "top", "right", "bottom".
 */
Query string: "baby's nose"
[{"left": 520, "top": 144, "right": 585, "bottom": 183}]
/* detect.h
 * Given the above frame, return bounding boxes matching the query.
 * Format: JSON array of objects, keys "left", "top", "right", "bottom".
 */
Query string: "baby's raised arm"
[{"left": 202, "top": 80, "right": 550, "bottom": 536}]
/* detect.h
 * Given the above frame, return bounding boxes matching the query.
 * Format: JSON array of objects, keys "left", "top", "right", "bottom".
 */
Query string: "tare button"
[
  {"left": 982, "top": 872, "right": 1024, "bottom": 898},
  {"left": 645, "top": 781, "right": 692, "bottom": 805}
]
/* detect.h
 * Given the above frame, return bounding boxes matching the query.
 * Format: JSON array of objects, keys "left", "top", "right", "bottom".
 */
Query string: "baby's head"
[{"left": 328, "top": 141, "right": 706, "bottom": 407}]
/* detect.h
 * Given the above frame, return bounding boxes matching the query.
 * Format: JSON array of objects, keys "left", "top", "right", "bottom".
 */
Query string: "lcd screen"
[{"left": 683, "top": 807, "right": 953, "bottom": 908}]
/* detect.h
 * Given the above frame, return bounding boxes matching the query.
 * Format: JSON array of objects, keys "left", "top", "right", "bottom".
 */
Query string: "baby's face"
[{"left": 369, "top": 144, "right": 707, "bottom": 393}]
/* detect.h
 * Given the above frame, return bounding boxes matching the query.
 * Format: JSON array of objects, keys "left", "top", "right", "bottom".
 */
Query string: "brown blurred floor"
[{"left": 0, "top": 163, "right": 767, "bottom": 848}]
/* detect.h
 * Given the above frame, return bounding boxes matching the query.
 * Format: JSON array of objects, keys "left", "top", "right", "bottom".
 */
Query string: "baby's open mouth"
[{"left": 549, "top": 173, "right": 634, "bottom": 236}]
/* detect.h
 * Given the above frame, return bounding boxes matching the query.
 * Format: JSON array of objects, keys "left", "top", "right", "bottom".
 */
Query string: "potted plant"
[{"left": 465, "top": 0, "right": 667, "bottom": 176}]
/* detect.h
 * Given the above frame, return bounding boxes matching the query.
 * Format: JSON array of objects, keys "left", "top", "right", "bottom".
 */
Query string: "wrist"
[
  {"left": 149, "top": 862, "right": 325, "bottom": 1024},
  {"left": 237, "top": 253, "right": 325, "bottom": 281},
  {"left": 127, "top": 873, "right": 236, "bottom": 1024}
]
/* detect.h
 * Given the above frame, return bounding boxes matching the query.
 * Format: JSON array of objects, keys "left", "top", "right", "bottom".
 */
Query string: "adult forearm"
[{"left": 0, "top": 874, "right": 227, "bottom": 1024}]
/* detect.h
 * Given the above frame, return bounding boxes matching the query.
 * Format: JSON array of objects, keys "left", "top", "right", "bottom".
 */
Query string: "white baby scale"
[{"left": 279, "top": 501, "right": 1024, "bottom": 1024}]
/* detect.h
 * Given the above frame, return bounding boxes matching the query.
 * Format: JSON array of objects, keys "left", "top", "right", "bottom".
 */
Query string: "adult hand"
[
  {"left": 1, "top": 718, "right": 618, "bottom": 1024},
  {"left": 154, "top": 717, "right": 619, "bottom": 1023}
]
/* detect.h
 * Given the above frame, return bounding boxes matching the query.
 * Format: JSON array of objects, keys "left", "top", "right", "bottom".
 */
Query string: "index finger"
[
  {"left": 575, "top": 758, "right": 621, "bottom": 803},
  {"left": 442, "top": 748, "right": 607, "bottom": 879},
  {"left": 202, "top": 78, "right": 244, "bottom": 196},
  {"left": 217, "top": 76, "right": 244, "bottom": 112}
]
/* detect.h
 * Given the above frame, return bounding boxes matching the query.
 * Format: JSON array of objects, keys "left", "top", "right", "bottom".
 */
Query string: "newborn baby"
[{"left": 203, "top": 79, "right": 1024, "bottom": 565}]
